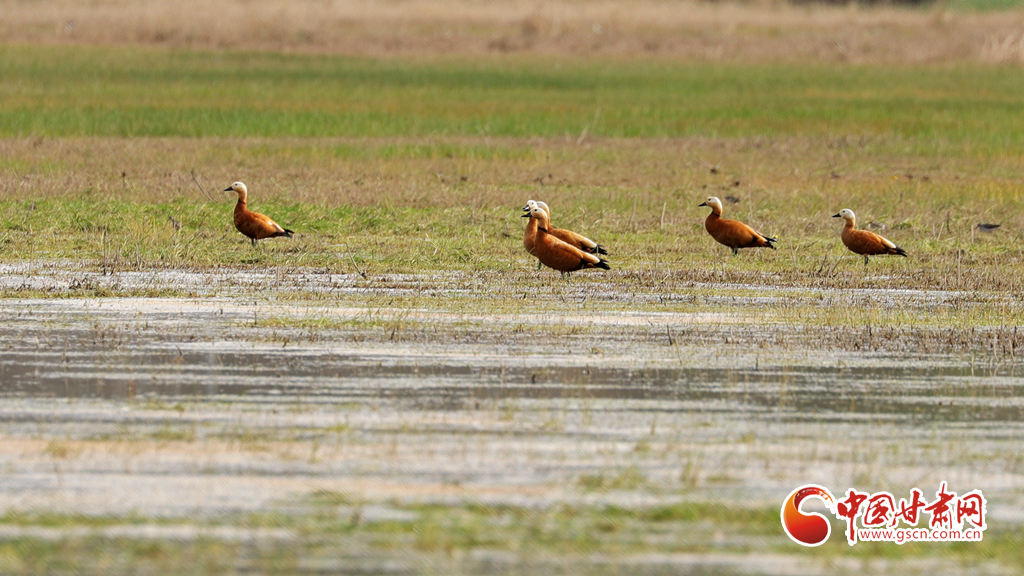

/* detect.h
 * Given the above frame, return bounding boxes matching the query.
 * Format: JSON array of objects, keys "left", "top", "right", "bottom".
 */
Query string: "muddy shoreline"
[{"left": 0, "top": 268, "right": 1022, "bottom": 573}]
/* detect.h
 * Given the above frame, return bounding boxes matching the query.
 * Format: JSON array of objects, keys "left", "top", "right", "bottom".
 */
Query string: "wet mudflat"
[{"left": 0, "top": 267, "right": 1023, "bottom": 575}]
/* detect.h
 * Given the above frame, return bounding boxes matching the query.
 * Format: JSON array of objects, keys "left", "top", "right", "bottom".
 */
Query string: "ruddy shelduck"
[
  {"left": 522, "top": 200, "right": 540, "bottom": 256},
  {"left": 832, "top": 208, "right": 908, "bottom": 264},
  {"left": 699, "top": 196, "right": 777, "bottom": 255},
  {"left": 525, "top": 204, "right": 610, "bottom": 275},
  {"left": 533, "top": 201, "right": 608, "bottom": 255},
  {"left": 521, "top": 200, "right": 544, "bottom": 270},
  {"left": 224, "top": 182, "right": 294, "bottom": 246}
]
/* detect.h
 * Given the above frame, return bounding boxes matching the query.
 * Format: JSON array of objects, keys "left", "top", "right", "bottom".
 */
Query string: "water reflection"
[{"left": 2, "top": 328, "right": 1021, "bottom": 424}]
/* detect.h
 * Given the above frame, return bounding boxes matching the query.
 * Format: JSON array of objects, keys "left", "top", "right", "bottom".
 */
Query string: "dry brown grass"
[
  {"left": 0, "top": 134, "right": 1016, "bottom": 209},
  {"left": 4, "top": 0, "right": 1024, "bottom": 64}
]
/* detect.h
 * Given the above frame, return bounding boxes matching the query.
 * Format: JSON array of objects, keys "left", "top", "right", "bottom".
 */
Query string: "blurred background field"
[
  {"left": 4, "top": 45, "right": 1024, "bottom": 143},
  {"left": 6, "top": 0, "right": 1024, "bottom": 63}
]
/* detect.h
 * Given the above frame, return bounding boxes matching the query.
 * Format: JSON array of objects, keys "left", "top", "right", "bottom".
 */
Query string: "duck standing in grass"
[
  {"left": 522, "top": 200, "right": 540, "bottom": 256},
  {"left": 224, "top": 182, "right": 294, "bottom": 246},
  {"left": 533, "top": 201, "right": 607, "bottom": 255},
  {"left": 525, "top": 204, "right": 609, "bottom": 276},
  {"left": 833, "top": 208, "right": 907, "bottom": 264},
  {"left": 521, "top": 200, "right": 546, "bottom": 270},
  {"left": 699, "top": 196, "right": 777, "bottom": 255}
]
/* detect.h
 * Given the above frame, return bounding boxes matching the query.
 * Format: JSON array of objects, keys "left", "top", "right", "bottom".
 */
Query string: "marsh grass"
[
  {"left": 6, "top": 46, "right": 1024, "bottom": 147},
  {"left": 1, "top": 133, "right": 1023, "bottom": 294},
  {"left": 2, "top": 129, "right": 1023, "bottom": 349},
  {"left": 1, "top": 504, "right": 1020, "bottom": 574},
  {"left": 0, "top": 537, "right": 239, "bottom": 576}
]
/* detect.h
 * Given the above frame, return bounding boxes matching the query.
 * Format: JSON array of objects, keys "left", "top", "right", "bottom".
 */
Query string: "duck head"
[
  {"left": 224, "top": 181, "right": 248, "bottom": 203},
  {"left": 698, "top": 196, "right": 723, "bottom": 214},
  {"left": 832, "top": 208, "right": 856, "bottom": 223}
]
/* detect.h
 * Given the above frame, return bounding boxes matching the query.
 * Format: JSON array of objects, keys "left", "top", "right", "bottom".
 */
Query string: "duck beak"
[
  {"left": 698, "top": 202, "right": 707, "bottom": 207},
  {"left": 223, "top": 187, "right": 233, "bottom": 192},
  {"left": 521, "top": 206, "right": 531, "bottom": 218},
  {"left": 831, "top": 213, "right": 841, "bottom": 218}
]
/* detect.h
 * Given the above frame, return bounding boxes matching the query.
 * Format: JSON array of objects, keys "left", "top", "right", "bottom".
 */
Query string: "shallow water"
[
  {"left": 1, "top": 286, "right": 1022, "bottom": 574},
  {"left": 4, "top": 341, "right": 1023, "bottom": 424}
]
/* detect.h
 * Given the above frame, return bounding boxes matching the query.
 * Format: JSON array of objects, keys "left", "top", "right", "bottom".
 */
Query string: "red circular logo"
[{"left": 781, "top": 484, "right": 835, "bottom": 546}]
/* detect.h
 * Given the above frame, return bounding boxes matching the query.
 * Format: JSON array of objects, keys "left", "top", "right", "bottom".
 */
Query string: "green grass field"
[
  {"left": 1, "top": 46, "right": 1023, "bottom": 286},
  {"left": 3, "top": 45, "right": 1024, "bottom": 149}
]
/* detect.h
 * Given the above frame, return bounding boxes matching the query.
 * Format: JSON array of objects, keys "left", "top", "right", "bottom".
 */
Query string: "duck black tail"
[
  {"left": 893, "top": 246, "right": 908, "bottom": 257},
  {"left": 594, "top": 259, "right": 611, "bottom": 270}
]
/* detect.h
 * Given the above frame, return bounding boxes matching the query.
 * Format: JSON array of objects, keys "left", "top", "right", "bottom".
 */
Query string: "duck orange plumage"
[
  {"left": 699, "top": 196, "right": 777, "bottom": 255},
  {"left": 521, "top": 200, "right": 546, "bottom": 270},
  {"left": 526, "top": 204, "right": 610, "bottom": 275},
  {"left": 522, "top": 200, "right": 540, "bottom": 256},
  {"left": 534, "top": 201, "right": 607, "bottom": 255},
  {"left": 833, "top": 208, "right": 908, "bottom": 264},
  {"left": 224, "top": 182, "right": 294, "bottom": 246}
]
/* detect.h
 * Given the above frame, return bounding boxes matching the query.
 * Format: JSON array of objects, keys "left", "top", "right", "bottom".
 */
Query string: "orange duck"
[
  {"left": 833, "top": 209, "right": 908, "bottom": 264},
  {"left": 522, "top": 200, "right": 540, "bottom": 257},
  {"left": 699, "top": 196, "right": 777, "bottom": 255},
  {"left": 224, "top": 182, "right": 294, "bottom": 246},
  {"left": 522, "top": 200, "right": 545, "bottom": 270},
  {"left": 525, "top": 204, "right": 609, "bottom": 275},
  {"left": 533, "top": 201, "right": 607, "bottom": 255}
]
